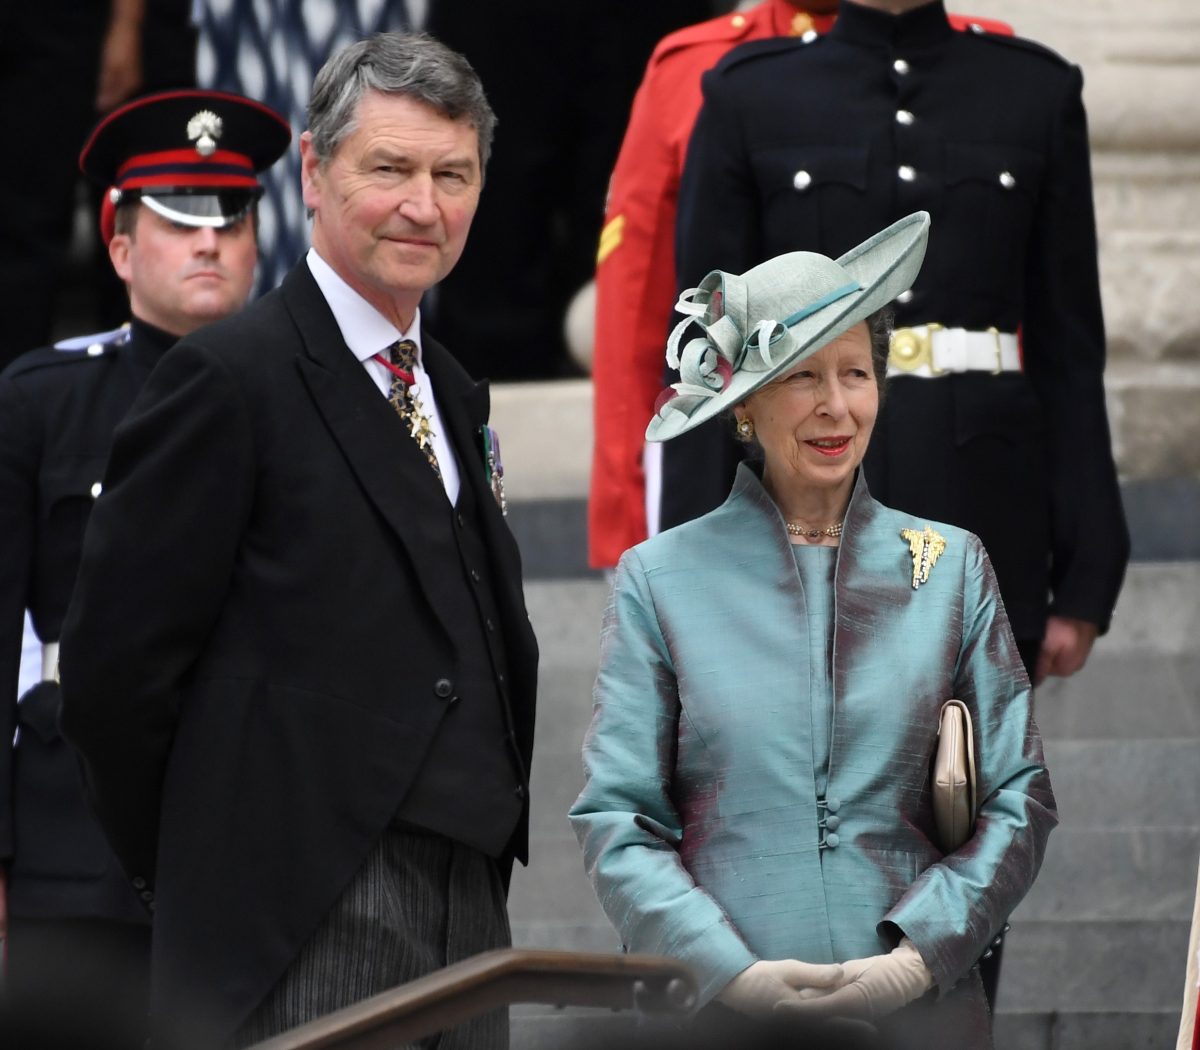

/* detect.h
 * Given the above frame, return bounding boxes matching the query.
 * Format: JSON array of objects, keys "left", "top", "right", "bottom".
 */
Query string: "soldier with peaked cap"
[
  {"left": 0, "top": 89, "right": 289, "bottom": 1045},
  {"left": 587, "top": 0, "right": 1014, "bottom": 570}
]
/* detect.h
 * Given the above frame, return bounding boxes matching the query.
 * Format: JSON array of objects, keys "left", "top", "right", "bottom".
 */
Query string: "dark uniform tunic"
[
  {"left": 0, "top": 318, "right": 174, "bottom": 920},
  {"left": 665, "top": 0, "right": 1128, "bottom": 645}
]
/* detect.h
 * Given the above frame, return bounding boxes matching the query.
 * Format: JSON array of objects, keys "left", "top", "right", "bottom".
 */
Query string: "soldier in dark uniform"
[
  {"left": 659, "top": 0, "right": 1130, "bottom": 1010},
  {"left": 0, "top": 89, "right": 289, "bottom": 1044}
]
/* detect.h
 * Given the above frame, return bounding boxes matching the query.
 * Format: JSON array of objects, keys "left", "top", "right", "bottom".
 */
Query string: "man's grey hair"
[{"left": 307, "top": 32, "right": 496, "bottom": 170}]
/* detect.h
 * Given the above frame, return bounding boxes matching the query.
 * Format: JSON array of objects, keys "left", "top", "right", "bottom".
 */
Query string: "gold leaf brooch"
[{"left": 901, "top": 526, "right": 947, "bottom": 590}]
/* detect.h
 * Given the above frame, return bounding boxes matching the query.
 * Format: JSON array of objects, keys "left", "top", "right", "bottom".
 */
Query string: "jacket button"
[
  {"left": 896, "top": 289, "right": 914, "bottom": 304},
  {"left": 434, "top": 678, "right": 453, "bottom": 699},
  {"left": 90, "top": 481, "right": 103, "bottom": 498},
  {"left": 140, "top": 890, "right": 154, "bottom": 902},
  {"left": 981, "top": 948, "right": 994, "bottom": 960},
  {"left": 825, "top": 815, "right": 840, "bottom": 831},
  {"left": 825, "top": 797, "right": 841, "bottom": 814},
  {"left": 895, "top": 109, "right": 915, "bottom": 126},
  {"left": 470, "top": 569, "right": 481, "bottom": 582},
  {"left": 898, "top": 165, "right": 916, "bottom": 182},
  {"left": 792, "top": 169, "right": 812, "bottom": 192},
  {"left": 893, "top": 58, "right": 910, "bottom": 75},
  {"left": 131, "top": 876, "right": 147, "bottom": 890},
  {"left": 485, "top": 618, "right": 495, "bottom": 632},
  {"left": 999, "top": 170, "right": 1016, "bottom": 189},
  {"left": 514, "top": 785, "right": 526, "bottom": 800},
  {"left": 825, "top": 833, "right": 840, "bottom": 849},
  {"left": 455, "top": 513, "right": 465, "bottom": 528},
  {"left": 87, "top": 343, "right": 105, "bottom": 357}
]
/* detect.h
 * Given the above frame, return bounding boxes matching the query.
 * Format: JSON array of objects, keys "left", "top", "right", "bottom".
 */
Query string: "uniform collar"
[
  {"left": 129, "top": 316, "right": 180, "bottom": 368},
  {"left": 830, "top": 0, "right": 953, "bottom": 49}
]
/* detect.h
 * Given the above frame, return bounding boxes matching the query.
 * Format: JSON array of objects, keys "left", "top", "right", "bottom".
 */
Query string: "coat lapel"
[
  {"left": 421, "top": 333, "right": 539, "bottom": 673},
  {"left": 282, "top": 264, "right": 464, "bottom": 638}
]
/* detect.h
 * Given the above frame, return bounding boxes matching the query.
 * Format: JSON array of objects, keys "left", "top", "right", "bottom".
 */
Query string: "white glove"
[
  {"left": 776, "top": 938, "right": 934, "bottom": 1022},
  {"left": 717, "top": 958, "right": 845, "bottom": 1019}
]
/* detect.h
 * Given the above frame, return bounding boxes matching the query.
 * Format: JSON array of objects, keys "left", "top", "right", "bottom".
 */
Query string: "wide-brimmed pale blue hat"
[{"left": 646, "top": 211, "right": 930, "bottom": 442}]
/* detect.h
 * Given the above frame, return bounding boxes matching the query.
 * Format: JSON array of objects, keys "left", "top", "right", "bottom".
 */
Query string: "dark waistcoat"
[{"left": 391, "top": 443, "right": 525, "bottom": 857}]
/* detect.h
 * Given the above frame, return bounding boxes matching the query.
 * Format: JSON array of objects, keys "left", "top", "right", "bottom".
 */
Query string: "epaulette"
[
  {"left": 52, "top": 323, "right": 132, "bottom": 356},
  {"left": 947, "top": 14, "right": 1014, "bottom": 37},
  {"left": 3, "top": 324, "right": 131, "bottom": 379},
  {"left": 711, "top": 35, "right": 810, "bottom": 77},
  {"left": 652, "top": 10, "right": 759, "bottom": 64},
  {"left": 966, "top": 28, "right": 1071, "bottom": 67}
]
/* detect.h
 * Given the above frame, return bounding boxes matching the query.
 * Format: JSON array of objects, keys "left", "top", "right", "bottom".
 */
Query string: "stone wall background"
[{"left": 977, "top": 0, "right": 1200, "bottom": 481}]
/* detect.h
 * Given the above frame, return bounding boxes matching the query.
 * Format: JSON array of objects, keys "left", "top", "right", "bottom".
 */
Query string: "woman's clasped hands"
[
  {"left": 720, "top": 938, "right": 934, "bottom": 1023},
  {"left": 717, "top": 959, "right": 845, "bottom": 1018},
  {"left": 781, "top": 938, "right": 934, "bottom": 1022}
]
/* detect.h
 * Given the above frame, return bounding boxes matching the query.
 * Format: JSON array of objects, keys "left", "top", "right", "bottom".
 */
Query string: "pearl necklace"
[{"left": 785, "top": 520, "right": 843, "bottom": 540}]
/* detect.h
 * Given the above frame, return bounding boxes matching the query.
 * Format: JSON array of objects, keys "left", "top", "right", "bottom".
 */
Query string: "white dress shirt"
[{"left": 306, "top": 248, "right": 461, "bottom": 505}]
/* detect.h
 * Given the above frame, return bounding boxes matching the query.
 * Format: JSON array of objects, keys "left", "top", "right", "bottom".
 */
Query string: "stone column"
[{"left": 973, "top": 0, "right": 1200, "bottom": 483}]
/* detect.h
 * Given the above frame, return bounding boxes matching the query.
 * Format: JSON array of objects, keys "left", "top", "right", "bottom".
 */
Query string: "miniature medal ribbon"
[
  {"left": 900, "top": 526, "right": 947, "bottom": 590},
  {"left": 482, "top": 425, "right": 507, "bottom": 517}
]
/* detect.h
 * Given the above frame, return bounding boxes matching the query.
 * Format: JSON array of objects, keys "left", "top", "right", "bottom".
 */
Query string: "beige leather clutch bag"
[{"left": 933, "top": 699, "right": 977, "bottom": 852}]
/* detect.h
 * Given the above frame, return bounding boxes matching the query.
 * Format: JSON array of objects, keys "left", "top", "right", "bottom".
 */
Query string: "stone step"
[
  {"left": 1034, "top": 654, "right": 1200, "bottom": 740},
  {"left": 1044, "top": 738, "right": 1200, "bottom": 830},
  {"left": 509, "top": 836, "right": 608, "bottom": 940},
  {"left": 998, "top": 920, "right": 1189, "bottom": 1015},
  {"left": 507, "top": 1007, "right": 1184, "bottom": 1050},
  {"left": 1016, "top": 828, "right": 1200, "bottom": 922},
  {"left": 993, "top": 1010, "right": 1181, "bottom": 1050}
]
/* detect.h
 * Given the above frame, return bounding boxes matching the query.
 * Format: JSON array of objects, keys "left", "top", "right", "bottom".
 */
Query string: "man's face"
[
  {"left": 109, "top": 208, "right": 258, "bottom": 336},
  {"left": 300, "top": 91, "right": 482, "bottom": 327}
]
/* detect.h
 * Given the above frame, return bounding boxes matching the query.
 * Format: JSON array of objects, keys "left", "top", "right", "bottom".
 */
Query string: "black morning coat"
[
  {"left": 663, "top": 0, "right": 1129, "bottom": 642},
  {"left": 58, "top": 262, "right": 539, "bottom": 1046},
  {"left": 0, "top": 322, "right": 173, "bottom": 925}
]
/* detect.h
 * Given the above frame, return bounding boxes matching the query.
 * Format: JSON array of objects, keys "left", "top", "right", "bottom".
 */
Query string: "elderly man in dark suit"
[{"left": 60, "top": 32, "right": 537, "bottom": 1050}]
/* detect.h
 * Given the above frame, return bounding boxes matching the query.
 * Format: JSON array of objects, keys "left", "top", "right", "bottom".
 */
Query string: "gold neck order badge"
[{"left": 901, "top": 526, "right": 947, "bottom": 590}]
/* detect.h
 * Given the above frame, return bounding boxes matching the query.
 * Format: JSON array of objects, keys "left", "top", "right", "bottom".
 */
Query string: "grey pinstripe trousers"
[{"left": 233, "top": 826, "right": 510, "bottom": 1049}]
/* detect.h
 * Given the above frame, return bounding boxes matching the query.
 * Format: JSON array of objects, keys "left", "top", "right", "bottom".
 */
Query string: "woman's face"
[{"left": 738, "top": 322, "right": 879, "bottom": 497}]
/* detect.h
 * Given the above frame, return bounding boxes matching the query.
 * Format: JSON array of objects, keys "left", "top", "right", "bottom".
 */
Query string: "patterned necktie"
[{"left": 385, "top": 339, "right": 441, "bottom": 479}]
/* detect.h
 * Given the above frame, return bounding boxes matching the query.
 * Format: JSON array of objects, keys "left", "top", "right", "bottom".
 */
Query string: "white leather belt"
[
  {"left": 888, "top": 325, "right": 1021, "bottom": 378},
  {"left": 42, "top": 641, "right": 60, "bottom": 682}
]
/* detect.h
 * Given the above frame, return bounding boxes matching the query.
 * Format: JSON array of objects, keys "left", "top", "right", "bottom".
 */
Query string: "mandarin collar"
[
  {"left": 129, "top": 316, "right": 180, "bottom": 369},
  {"left": 830, "top": 0, "right": 953, "bottom": 49}
]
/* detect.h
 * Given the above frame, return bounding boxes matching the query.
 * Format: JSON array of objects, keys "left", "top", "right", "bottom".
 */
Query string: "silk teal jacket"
[{"left": 570, "top": 464, "right": 1057, "bottom": 1024}]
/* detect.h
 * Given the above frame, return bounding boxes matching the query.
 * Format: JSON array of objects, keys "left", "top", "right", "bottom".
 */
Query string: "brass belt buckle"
[
  {"left": 889, "top": 323, "right": 944, "bottom": 374},
  {"left": 987, "top": 326, "right": 1004, "bottom": 374}
]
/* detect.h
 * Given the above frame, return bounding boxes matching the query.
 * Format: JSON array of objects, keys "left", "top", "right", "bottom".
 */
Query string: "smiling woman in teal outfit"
[{"left": 569, "top": 213, "right": 1057, "bottom": 1048}]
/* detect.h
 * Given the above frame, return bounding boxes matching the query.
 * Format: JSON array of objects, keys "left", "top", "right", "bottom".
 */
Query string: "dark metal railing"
[{"left": 247, "top": 948, "right": 698, "bottom": 1050}]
